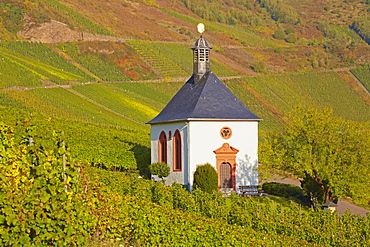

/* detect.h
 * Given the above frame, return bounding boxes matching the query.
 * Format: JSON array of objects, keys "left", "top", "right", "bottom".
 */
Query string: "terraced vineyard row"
[
  {"left": 57, "top": 42, "right": 131, "bottom": 81},
  {"left": 106, "top": 81, "right": 180, "bottom": 107},
  {"left": 0, "top": 54, "right": 44, "bottom": 89},
  {"left": 72, "top": 83, "right": 159, "bottom": 124},
  {"left": 0, "top": 42, "right": 93, "bottom": 81},
  {"left": 236, "top": 71, "right": 370, "bottom": 122},
  {"left": 1, "top": 87, "right": 147, "bottom": 131},
  {"left": 226, "top": 80, "right": 286, "bottom": 131},
  {"left": 127, "top": 40, "right": 189, "bottom": 78},
  {"left": 0, "top": 45, "right": 90, "bottom": 87}
]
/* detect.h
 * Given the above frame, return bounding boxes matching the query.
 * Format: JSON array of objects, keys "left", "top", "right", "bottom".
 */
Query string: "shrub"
[
  {"left": 285, "top": 33, "right": 297, "bottom": 43},
  {"left": 228, "top": 16, "right": 238, "bottom": 25},
  {"left": 250, "top": 60, "right": 267, "bottom": 73},
  {"left": 193, "top": 163, "right": 218, "bottom": 193},
  {"left": 284, "top": 27, "right": 295, "bottom": 35},
  {"left": 273, "top": 28, "right": 286, "bottom": 40},
  {"left": 149, "top": 162, "right": 170, "bottom": 179}
]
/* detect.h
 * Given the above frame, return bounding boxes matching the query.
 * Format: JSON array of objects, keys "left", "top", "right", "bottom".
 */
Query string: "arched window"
[
  {"left": 173, "top": 130, "right": 182, "bottom": 171},
  {"left": 158, "top": 131, "right": 167, "bottom": 164}
]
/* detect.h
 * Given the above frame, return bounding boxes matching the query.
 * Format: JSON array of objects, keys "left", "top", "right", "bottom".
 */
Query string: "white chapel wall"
[
  {"left": 150, "top": 122, "right": 188, "bottom": 186},
  {"left": 187, "top": 120, "right": 259, "bottom": 191}
]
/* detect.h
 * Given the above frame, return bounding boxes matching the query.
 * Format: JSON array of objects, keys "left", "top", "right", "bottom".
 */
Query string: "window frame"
[
  {"left": 158, "top": 131, "right": 167, "bottom": 164},
  {"left": 173, "top": 129, "right": 182, "bottom": 172}
]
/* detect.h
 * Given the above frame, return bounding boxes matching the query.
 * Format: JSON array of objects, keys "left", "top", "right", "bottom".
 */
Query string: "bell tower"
[{"left": 192, "top": 23, "right": 211, "bottom": 83}]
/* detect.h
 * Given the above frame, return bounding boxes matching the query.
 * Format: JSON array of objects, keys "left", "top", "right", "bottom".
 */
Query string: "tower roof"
[
  {"left": 192, "top": 37, "right": 211, "bottom": 50},
  {"left": 147, "top": 72, "right": 261, "bottom": 124}
]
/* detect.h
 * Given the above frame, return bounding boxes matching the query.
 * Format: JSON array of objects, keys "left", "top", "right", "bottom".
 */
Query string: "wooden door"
[{"left": 220, "top": 162, "right": 232, "bottom": 188}]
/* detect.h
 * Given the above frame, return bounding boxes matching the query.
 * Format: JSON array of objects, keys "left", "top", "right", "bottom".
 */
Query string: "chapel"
[{"left": 147, "top": 29, "right": 261, "bottom": 192}]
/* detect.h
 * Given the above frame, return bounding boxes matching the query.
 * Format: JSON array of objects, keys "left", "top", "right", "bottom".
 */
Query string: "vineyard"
[
  {"left": 1, "top": 121, "right": 369, "bottom": 245},
  {"left": 351, "top": 64, "right": 370, "bottom": 92},
  {"left": 0, "top": 40, "right": 368, "bottom": 143},
  {"left": 229, "top": 71, "right": 370, "bottom": 123},
  {"left": 0, "top": 103, "right": 149, "bottom": 173},
  {"left": 0, "top": 41, "right": 368, "bottom": 128},
  {"left": 36, "top": 0, "right": 112, "bottom": 36},
  {"left": 0, "top": 42, "right": 95, "bottom": 88},
  {"left": 160, "top": 8, "right": 283, "bottom": 48},
  {"left": 225, "top": 80, "right": 286, "bottom": 131},
  {"left": 0, "top": 42, "right": 91, "bottom": 80},
  {"left": 56, "top": 42, "right": 131, "bottom": 81},
  {"left": 127, "top": 40, "right": 189, "bottom": 78},
  {"left": 1, "top": 0, "right": 370, "bottom": 244},
  {"left": 94, "top": 168, "right": 370, "bottom": 246},
  {"left": 72, "top": 83, "right": 159, "bottom": 124}
]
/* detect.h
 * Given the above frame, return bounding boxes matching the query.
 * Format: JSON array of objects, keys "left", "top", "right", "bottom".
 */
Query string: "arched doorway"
[
  {"left": 213, "top": 143, "right": 239, "bottom": 190},
  {"left": 220, "top": 162, "right": 232, "bottom": 188}
]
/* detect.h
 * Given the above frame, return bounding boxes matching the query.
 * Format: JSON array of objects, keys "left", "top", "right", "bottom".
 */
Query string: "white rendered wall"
[
  {"left": 150, "top": 122, "right": 188, "bottom": 186},
  {"left": 187, "top": 120, "right": 259, "bottom": 191},
  {"left": 150, "top": 120, "right": 259, "bottom": 191}
]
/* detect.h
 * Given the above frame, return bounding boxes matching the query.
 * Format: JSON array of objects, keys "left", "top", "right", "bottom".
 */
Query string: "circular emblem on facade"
[{"left": 220, "top": 127, "right": 232, "bottom": 139}]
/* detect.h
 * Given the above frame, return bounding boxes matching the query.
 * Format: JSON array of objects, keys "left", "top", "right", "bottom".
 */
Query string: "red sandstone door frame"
[{"left": 213, "top": 143, "right": 239, "bottom": 190}]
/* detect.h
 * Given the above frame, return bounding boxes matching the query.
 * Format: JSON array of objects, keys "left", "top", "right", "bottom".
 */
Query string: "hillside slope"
[
  {"left": 0, "top": 2, "right": 369, "bottom": 245},
  {"left": 0, "top": 0, "right": 369, "bottom": 168}
]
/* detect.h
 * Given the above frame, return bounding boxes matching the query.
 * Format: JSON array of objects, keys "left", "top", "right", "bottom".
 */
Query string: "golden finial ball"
[{"left": 197, "top": 23, "right": 205, "bottom": 34}]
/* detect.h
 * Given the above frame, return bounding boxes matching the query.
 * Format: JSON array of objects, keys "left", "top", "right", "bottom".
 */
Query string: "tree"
[
  {"left": 149, "top": 162, "right": 170, "bottom": 181},
  {"left": 193, "top": 163, "right": 218, "bottom": 193},
  {"left": 273, "top": 27, "right": 286, "bottom": 40},
  {"left": 259, "top": 107, "right": 370, "bottom": 206}
]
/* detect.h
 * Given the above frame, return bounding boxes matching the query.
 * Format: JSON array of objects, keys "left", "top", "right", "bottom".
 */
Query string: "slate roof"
[{"left": 147, "top": 72, "right": 261, "bottom": 124}]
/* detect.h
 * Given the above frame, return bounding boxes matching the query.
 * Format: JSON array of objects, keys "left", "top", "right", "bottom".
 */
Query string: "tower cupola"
[{"left": 192, "top": 24, "right": 211, "bottom": 83}]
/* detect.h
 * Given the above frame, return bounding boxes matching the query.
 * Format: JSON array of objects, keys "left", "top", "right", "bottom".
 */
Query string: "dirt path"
[{"left": 267, "top": 177, "right": 370, "bottom": 217}]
